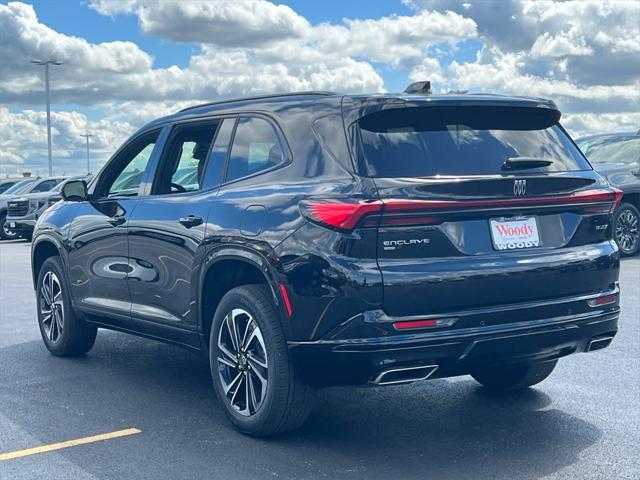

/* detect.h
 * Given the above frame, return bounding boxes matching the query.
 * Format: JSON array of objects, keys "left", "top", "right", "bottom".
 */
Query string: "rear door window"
[
  {"left": 357, "top": 106, "right": 591, "bottom": 177},
  {"left": 152, "top": 121, "right": 219, "bottom": 195}
]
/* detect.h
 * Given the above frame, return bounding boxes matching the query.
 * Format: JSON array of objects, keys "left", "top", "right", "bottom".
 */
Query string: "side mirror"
[{"left": 61, "top": 180, "right": 88, "bottom": 202}]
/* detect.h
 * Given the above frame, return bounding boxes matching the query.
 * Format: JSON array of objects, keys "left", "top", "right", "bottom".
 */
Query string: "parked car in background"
[
  {"left": 1, "top": 177, "right": 66, "bottom": 240},
  {"left": 1, "top": 177, "right": 39, "bottom": 240},
  {"left": 0, "top": 177, "right": 25, "bottom": 194},
  {"left": 576, "top": 131, "right": 640, "bottom": 256},
  {"left": 32, "top": 87, "right": 621, "bottom": 436},
  {"left": 6, "top": 176, "right": 88, "bottom": 241}
]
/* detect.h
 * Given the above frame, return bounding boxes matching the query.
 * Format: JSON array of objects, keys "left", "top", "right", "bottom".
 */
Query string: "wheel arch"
[
  {"left": 199, "top": 248, "right": 287, "bottom": 348},
  {"left": 31, "top": 236, "right": 65, "bottom": 289},
  {"left": 621, "top": 192, "right": 640, "bottom": 210}
]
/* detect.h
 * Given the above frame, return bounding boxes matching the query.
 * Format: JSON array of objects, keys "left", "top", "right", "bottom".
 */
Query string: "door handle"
[
  {"left": 179, "top": 215, "right": 203, "bottom": 228},
  {"left": 107, "top": 214, "right": 126, "bottom": 226}
]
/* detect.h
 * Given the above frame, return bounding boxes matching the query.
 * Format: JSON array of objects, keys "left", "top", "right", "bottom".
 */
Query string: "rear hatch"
[{"left": 355, "top": 104, "right": 620, "bottom": 317}]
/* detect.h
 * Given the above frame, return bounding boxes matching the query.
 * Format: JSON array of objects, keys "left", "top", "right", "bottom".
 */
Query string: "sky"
[{"left": 0, "top": 0, "right": 639, "bottom": 176}]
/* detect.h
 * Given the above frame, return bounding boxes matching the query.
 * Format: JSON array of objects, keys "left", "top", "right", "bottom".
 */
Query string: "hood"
[
  {"left": 0, "top": 193, "right": 20, "bottom": 201},
  {"left": 0, "top": 194, "right": 19, "bottom": 209},
  {"left": 10, "top": 191, "right": 57, "bottom": 201}
]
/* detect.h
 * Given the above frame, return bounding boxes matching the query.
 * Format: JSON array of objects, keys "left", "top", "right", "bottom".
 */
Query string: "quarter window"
[
  {"left": 226, "top": 117, "right": 283, "bottom": 182},
  {"left": 201, "top": 118, "right": 235, "bottom": 189}
]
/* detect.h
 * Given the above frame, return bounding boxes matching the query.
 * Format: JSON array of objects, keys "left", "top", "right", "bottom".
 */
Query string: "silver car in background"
[
  {"left": 5, "top": 176, "right": 91, "bottom": 241},
  {"left": 577, "top": 131, "right": 640, "bottom": 256},
  {"left": 0, "top": 177, "right": 65, "bottom": 241}
]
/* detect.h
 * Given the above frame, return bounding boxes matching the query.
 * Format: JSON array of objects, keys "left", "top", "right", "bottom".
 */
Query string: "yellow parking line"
[{"left": 0, "top": 428, "right": 141, "bottom": 461}]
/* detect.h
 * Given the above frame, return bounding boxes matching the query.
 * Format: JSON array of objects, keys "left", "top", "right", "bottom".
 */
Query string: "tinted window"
[
  {"left": 4, "top": 179, "right": 34, "bottom": 194},
  {"left": 104, "top": 131, "right": 159, "bottom": 197},
  {"left": 358, "top": 106, "right": 591, "bottom": 177},
  {"left": 153, "top": 121, "right": 218, "bottom": 195},
  {"left": 201, "top": 118, "right": 235, "bottom": 189},
  {"left": 0, "top": 181, "right": 17, "bottom": 193},
  {"left": 578, "top": 137, "right": 640, "bottom": 165},
  {"left": 226, "top": 117, "right": 283, "bottom": 182},
  {"left": 31, "top": 179, "right": 60, "bottom": 192}
]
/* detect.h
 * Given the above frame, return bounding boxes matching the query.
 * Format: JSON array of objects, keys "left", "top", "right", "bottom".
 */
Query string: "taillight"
[
  {"left": 382, "top": 188, "right": 623, "bottom": 214},
  {"left": 301, "top": 188, "right": 622, "bottom": 232},
  {"left": 299, "top": 200, "right": 383, "bottom": 231},
  {"left": 612, "top": 187, "right": 624, "bottom": 212}
]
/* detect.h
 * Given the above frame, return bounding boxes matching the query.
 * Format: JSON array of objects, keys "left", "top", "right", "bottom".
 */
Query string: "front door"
[
  {"left": 126, "top": 118, "right": 232, "bottom": 346},
  {"left": 68, "top": 129, "right": 163, "bottom": 327}
]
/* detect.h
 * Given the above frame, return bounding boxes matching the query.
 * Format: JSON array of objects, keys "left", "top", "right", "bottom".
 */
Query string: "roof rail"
[{"left": 179, "top": 91, "right": 337, "bottom": 113}]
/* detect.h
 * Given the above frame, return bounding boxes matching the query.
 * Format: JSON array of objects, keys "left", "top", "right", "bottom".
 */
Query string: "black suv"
[{"left": 31, "top": 87, "right": 621, "bottom": 436}]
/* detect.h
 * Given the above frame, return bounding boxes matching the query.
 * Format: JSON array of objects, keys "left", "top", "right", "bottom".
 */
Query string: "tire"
[
  {"left": 36, "top": 256, "right": 97, "bottom": 356},
  {"left": 0, "top": 211, "right": 18, "bottom": 241},
  {"left": 614, "top": 202, "right": 640, "bottom": 256},
  {"left": 471, "top": 359, "right": 558, "bottom": 391},
  {"left": 209, "top": 284, "right": 314, "bottom": 437}
]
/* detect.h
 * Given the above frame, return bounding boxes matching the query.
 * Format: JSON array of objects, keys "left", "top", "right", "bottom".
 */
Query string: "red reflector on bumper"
[
  {"left": 393, "top": 319, "right": 437, "bottom": 330},
  {"left": 279, "top": 284, "right": 292, "bottom": 317},
  {"left": 588, "top": 294, "right": 618, "bottom": 307}
]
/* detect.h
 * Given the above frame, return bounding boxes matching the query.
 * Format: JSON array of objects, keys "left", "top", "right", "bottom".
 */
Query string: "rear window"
[{"left": 357, "top": 106, "right": 591, "bottom": 177}]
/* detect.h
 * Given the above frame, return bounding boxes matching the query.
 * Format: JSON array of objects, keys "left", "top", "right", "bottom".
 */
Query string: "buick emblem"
[{"left": 513, "top": 179, "right": 527, "bottom": 196}]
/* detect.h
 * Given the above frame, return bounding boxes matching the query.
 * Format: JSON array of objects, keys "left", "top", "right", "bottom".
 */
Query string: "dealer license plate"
[{"left": 490, "top": 217, "right": 540, "bottom": 251}]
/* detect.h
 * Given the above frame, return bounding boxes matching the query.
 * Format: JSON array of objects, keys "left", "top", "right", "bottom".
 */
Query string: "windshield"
[
  {"left": 3, "top": 179, "right": 35, "bottom": 194},
  {"left": 577, "top": 136, "right": 640, "bottom": 165},
  {"left": 357, "top": 106, "right": 591, "bottom": 177}
]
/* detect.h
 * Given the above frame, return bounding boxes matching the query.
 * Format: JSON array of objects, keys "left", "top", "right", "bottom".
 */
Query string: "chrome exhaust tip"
[
  {"left": 371, "top": 364, "right": 439, "bottom": 386},
  {"left": 587, "top": 335, "right": 615, "bottom": 352}
]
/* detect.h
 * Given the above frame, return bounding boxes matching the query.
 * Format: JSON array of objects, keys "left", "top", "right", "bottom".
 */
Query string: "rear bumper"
[{"left": 289, "top": 294, "right": 619, "bottom": 387}]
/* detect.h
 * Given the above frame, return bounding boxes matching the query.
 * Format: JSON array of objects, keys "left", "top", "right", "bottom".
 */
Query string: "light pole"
[
  {"left": 31, "top": 59, "right": 62, "bottom": 176},
  {"left": 80, "top": 134, "right": 93, "bottom": 175}
]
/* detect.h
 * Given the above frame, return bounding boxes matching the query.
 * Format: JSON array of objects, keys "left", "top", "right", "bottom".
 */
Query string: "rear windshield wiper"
[{"left": 502, "top": 157, "right": 554, "bottom": 170}]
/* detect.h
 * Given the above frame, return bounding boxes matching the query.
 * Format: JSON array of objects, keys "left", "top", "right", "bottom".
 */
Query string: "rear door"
[
  {"left": 126, "top": 118, "right": 232, "bottom": 345},
  {"left": 355, "top": 105, "right": 619, "bottom": 317}
]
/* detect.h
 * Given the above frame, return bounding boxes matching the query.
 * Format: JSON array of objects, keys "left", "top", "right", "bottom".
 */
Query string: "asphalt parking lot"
[{"left": 0, "top": 240, "right": 638, "bottom": 480}]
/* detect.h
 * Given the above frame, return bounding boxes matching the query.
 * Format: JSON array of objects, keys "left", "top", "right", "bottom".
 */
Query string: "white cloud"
[
  {"left": 0, "top": 107, "right": 135, "bottom": 176},
  {"left": 90, "top": 1, "right": 476, "bottom": 65},
  {"left": 530, "top": 32, "right": 593, "bottom": 58},
  {"left": 447, "top": 47, "right": 639, "bottom": 113},
  {"left": 409, "top": 57, "right": 445, "bottom": 84},
  {"left": 91, "top": 0, "right": 311, "bottom": 47},
  {"left": 313, "top": 10, "right": 476, "bottom": 65},
  {"left": 408, "top": 0, "right": 640, "bottom": 85},
  {"left": 0, "top": 1, "right": 386, "bottom": 106},
  {"left": 563, "top": 112, "right": 640, "bottom": 139}
]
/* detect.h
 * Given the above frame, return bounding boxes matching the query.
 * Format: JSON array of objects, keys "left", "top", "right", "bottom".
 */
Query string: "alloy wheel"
[
  {"left": 2, "top": 221, "right": 17, "bottom": 239},
  {"left": 217, "top": 308, "right": 268, "bottom": 417},
  {"left": 40, "top": 271, "right": 64, "bottom": 343},
  {"left": 615, "top": 207, "right": 639, "bottom": 254}
]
